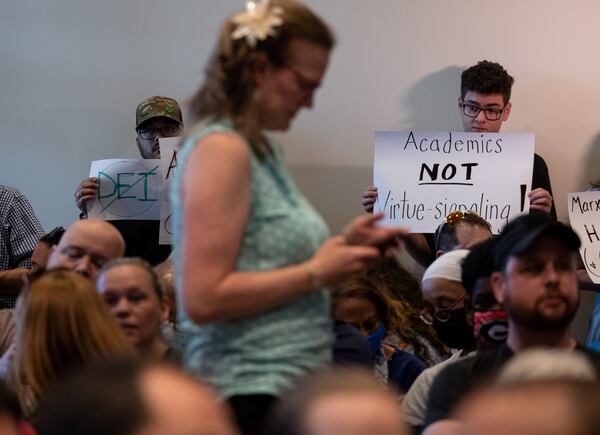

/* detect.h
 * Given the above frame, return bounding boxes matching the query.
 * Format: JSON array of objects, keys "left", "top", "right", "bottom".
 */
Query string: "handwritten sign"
[
  {"left": 87, "top": 159, "right": 162, "bottom": 220},
  {"left": 568, "top": 191, "right": 600, "bottom": 283},
  {"left": 374, "top": 131, "right": 534, "bottom": 233},
  {"left": 158, "top": 137, "right": 181, "bottom": 244}
]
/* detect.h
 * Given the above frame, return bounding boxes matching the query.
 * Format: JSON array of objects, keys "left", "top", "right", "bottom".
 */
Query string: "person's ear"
[
  {"left": 457, "top": 96, "right": 464, "bottom": 114},
  {"left": 436, "top": 249, "right": 446, "bottom": 258},
  {"left": 250, "top": 53, "right": 271, "bottom": 86},
  {"left": 464, "top": 295, "right": 475, "bottom": 326},
  {"left": 160, "top": 298, "right": 170, "bottom": 323},
  {"left": 502, "top": 102, "right": 512, "bottom": 121},
  {"left": 46, "top": 245, "right": 58, "bottom": 267},
  {"left": 135, "top": 134, "right": 143, "bottom": 154},
  {"left": 490, "top": 271, "right": 506, "bottom": 304}
]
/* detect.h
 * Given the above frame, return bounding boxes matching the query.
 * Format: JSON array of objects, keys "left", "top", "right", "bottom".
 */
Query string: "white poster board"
[
  {"left": 158, "top": 137, "right": 181, "bottom": 245},
  {"left": 87, "top": 159, "right": 162, "bottom": 220},
  {"left": 568, "top": 191, "right": 600, "bottom": 283},
  {"left": 374, "top": 131, "right": 534, "bottom": 234}
]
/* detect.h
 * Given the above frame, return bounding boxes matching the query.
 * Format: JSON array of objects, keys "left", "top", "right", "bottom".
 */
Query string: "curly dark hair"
[
  {"left": 332, "top": 274, "right": 449, "bottom": 365},
  {"left": 367, "top": 257, "right": 424, "bottom": 309},
  {"left": 461, "top": 60, "right": 514, "bottom": 104}
]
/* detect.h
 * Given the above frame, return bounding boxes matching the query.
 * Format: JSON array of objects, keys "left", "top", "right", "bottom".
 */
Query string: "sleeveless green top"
[{"left": 171, "top": 120, "right": 332, "bottom": 398}]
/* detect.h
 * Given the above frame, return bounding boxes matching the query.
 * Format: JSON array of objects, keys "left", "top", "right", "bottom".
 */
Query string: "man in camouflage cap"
[
  {"left": 73, "top": 96, "right": 183, "bottom": 265},
  {"left": 135, "top": 96, "right": 183, "bottom": 159}
]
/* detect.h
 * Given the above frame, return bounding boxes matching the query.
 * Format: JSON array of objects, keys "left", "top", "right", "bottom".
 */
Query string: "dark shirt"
[
  {"left": 424, "top": 343, "right": 600, "bottom": 426},
  {"left": 386, "top": 348, "right": 427, "bottom": 393},
  {"left": 532, "top": 153, "right": 557, "bottom": 220},
  {"left": 109, "top": 220, "right": 171, "bottom": 266},
  {"left": 163, "top": 345, "right": 183, "bottom": 365},
  {"left": 333, "top": 320, "right": 372, "bottom": 367}
]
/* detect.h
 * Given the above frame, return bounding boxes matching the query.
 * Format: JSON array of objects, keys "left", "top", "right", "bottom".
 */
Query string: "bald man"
[
  {"left": 0, "top": 220, "right": 126, "bottom": 360},
  {"left": 47, "top": 219, "right": 125, "bottom": 281}
]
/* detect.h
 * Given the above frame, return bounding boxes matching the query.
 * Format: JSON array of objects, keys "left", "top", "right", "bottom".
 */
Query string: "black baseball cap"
[{"left": 495, "top": 214, "right": 580, "bottom": 270}]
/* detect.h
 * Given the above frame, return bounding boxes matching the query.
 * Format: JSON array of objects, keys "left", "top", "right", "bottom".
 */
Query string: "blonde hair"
[
  {"left": 189, "top": 0, "right": 335, "bottom": 159},
  {"left": 13, "top": 270, "right": 133, "bottom": 410}
]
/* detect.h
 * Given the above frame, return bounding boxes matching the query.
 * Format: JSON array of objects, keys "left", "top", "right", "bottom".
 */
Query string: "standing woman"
[{"left": 171, "top": 1, "right": 405, "bottom": 434}]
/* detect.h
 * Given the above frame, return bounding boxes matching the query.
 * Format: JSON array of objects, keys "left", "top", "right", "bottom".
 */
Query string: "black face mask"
[{"left": 433, "top": 307, "right": 476, "bottom": 350}]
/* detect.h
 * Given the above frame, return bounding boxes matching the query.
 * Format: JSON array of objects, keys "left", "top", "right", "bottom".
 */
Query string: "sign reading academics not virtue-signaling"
[{"left": 374, "top": 131, "right": 534, "bottom": 234}]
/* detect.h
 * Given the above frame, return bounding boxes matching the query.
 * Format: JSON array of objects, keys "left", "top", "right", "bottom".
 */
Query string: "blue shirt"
[{"left": 171, "top": 120, "right": 332, "bottom": 398}]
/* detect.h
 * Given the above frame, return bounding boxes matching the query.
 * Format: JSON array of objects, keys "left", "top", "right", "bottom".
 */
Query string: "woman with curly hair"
[{"left": 332, "top": 274, "right": 449, "bottom": 392}]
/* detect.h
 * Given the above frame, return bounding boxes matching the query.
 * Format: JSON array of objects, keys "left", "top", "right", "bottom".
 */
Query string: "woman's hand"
[
  {"left": 306, "top": 236, "right": 382, "bottom": 287},
  {"left": 343, "top": 213, "right": 409, "bottom": 248}
]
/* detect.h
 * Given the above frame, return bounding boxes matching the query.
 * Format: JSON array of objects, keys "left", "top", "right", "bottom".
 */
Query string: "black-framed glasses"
[
  {"left": 286, "top": 66, "right": 321, "bottom": 94},
  {"left": 137, "top": 125, "right": 181, "bottom": 140},
  {"left": 460, "top": 102, "right": 506, "bottom": 121},
  {"left": 420, "top": 295, "right": 467, "bottom": 325},
  {"left": 434, "top": 210, "right": 484, "bottom": 252}
]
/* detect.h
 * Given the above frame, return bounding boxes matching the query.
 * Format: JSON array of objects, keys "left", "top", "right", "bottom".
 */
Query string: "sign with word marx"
[
  {"left": 374, "top": 131, "right": 534, "bottom": 234},
  {"left": 568, "top": 191, "right": 600, "bottom": 284}
]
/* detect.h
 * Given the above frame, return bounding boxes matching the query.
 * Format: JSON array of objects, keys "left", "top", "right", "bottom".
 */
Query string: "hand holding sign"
[{"left": 74, "top": 176, "right": 99, "bottom": 213}]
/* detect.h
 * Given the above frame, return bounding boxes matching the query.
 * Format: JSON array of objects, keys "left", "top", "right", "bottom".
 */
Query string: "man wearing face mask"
[
  {"left": 461, "top": 238, "right": 507, "bottom": 350},
  {"left": 403, "top": 239, "right": 504, "bottom": 431},
  {"left": 420, "top": 249, "right": 475, "bottom": 352}
]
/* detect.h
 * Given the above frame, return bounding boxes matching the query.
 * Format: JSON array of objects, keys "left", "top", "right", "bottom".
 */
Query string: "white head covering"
[{"left": 421, "top": 249, "right": 469, "bottom": 283}]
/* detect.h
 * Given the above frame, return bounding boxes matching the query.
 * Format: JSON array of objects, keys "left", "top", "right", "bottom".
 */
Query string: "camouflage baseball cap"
[{"left": 135, "top": 96, "right": 183, "bottom": 129}]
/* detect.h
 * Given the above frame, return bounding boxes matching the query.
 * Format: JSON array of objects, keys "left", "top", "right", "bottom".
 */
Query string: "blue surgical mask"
[{"left": 367, "top": 325, "right": 387, "bottom": 355}]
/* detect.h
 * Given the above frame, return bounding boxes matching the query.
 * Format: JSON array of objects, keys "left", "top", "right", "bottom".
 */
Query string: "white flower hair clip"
[{"left": 231, "top": 0, "right": 284, "bottom": 48}]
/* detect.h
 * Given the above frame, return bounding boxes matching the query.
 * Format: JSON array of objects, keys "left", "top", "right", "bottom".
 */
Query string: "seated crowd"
[{"left": 1, "top": 200, "right": 598, "bottom": 435}]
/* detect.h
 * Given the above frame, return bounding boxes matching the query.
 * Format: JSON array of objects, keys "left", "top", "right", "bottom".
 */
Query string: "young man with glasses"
[
  {"left": 458, "top": 61, "right": 554, "bottom": 219},
  {"left": 73, "top": 96, "right": 183, "bottom": 265},
  {"left": 133, "top": 96, "right": 183, "bottom": 159},
  {"left": 363, "top": 61, "right": 555, "bottom": 267}
]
